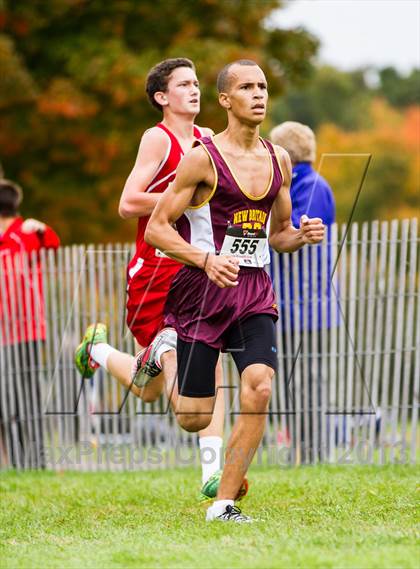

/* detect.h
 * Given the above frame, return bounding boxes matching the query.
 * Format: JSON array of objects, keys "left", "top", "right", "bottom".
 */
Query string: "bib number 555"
[{"left": 230, "top": 238, "right": 259, "bottom": 255}]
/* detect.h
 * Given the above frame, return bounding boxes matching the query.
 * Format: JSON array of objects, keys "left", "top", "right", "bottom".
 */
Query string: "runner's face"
[
  {"left": 165, "top": 67, "right": 200, "bottom": 115},
  {"left": 224, "top": 65, "right": 268, "bottom": 125}
]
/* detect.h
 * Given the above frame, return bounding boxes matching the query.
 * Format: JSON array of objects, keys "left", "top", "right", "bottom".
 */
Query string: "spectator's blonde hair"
[{"left": 270, "top": 121, "right": 316, "bottom": 164}]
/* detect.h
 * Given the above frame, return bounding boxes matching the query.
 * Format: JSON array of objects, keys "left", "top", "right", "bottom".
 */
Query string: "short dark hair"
[
  {"left": 0, "top": 179, "right": 23, "bottom": 217},
  {"left": 146, "top": 58, "right": 195, "bottom": 112},
  {"left": 217, "top": 59, "right": 259, "bottom": 93}
]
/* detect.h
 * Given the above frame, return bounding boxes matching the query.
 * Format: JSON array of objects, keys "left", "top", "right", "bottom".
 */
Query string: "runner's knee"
[
  {"left": 255, "top": 379, "right": 272, "bottom": 403},
  {"left": 176, "top": 413, "right": 212, "bottom": 432},
  {"left": 241, "top": 365, "right": 274, "bottom": 410}
]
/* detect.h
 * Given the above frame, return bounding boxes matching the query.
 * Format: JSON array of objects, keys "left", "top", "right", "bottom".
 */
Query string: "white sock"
[
  {"left": 207, "top": 499, "right": 234, "bottom": 518},
  {"left": 89, "top": 343, "right": 116, "bottom": 371},
  {"left": 153, "top": 328, "right": 177, "bottom": 366},
  {"left": 199, "top": 436, "right": 223, "bottom": 484},
  {"left": 155, "top": 343, "right": 175, "bottom": 368}
]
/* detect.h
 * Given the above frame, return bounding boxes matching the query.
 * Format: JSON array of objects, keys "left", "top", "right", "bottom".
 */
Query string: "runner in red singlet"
[
  {"left": 74, "top": 58, "right": 226, "bottom": 490},
  {"left": 125, "top": 120, "right": 205, "bottom": 348}
]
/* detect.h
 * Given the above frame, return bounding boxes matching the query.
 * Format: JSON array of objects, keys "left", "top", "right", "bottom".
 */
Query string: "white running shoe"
[
  {"left": 206, "top": 504, "right": 253, "bottom": 523},
  {"left": 131, "top": 328, "right": 177, "bottom": 388}
]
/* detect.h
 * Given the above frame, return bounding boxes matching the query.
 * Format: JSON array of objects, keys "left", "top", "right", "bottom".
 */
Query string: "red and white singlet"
[{"left": 126, "top": 122, "right": 204, "bottom": 346}]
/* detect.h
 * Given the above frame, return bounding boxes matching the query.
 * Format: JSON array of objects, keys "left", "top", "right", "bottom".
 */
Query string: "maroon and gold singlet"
[{"left": 164, "top": 135, "right": 283, "bottom": 349}]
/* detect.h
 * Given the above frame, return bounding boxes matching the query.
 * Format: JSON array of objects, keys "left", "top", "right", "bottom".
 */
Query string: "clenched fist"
[
  {"left": 300, "top": 215, "right": 325, "bottom": 245},
  {"left": 204, "top": 254, "right": 240, "bottom": 288}
]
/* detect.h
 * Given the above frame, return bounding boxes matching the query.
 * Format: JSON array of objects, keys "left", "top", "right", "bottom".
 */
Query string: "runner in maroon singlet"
[
  {"left": 164, "top": 135, "right": 281, "bottom": 349},
  {"left": 144, "top": 60, "right": 325, "bottom": 523}
]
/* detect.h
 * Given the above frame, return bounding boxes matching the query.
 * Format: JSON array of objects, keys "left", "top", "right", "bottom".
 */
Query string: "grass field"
[{"left": 0, "top": 464, "right": 418, "bottom": 569}]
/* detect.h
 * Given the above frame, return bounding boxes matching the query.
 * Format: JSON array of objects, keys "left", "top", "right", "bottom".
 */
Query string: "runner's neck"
[
  {"left": 217, "top": 122, "right": 261, "bottom": 153},
  {"left": 161, "top": 113, "right": 198, "bottom": 145}
]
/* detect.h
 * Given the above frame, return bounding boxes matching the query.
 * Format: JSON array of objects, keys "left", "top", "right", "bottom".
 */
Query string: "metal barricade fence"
[{"left": 0, "top": 219, "right": 418, "bottom": 470}]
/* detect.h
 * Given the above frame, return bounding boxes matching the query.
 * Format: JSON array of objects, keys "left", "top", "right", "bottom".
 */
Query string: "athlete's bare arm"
[
  {"left": 269, "top": 147, "right": 325, "bottom": 252},
  {"left": 119, "top": 128, "right": 169, "bottom": 219},
  {"left": 145, "top": 145, "right": 239, "bottom": 288}
]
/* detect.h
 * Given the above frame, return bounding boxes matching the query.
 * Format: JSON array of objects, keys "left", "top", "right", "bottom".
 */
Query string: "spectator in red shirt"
[{"left": 0, "top": 179, "right": 60, "bottom": 469}]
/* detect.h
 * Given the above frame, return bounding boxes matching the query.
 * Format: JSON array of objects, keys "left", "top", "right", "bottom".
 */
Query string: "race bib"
[{"left": 220, "top": 226, "right": 268, "bottom": 268}]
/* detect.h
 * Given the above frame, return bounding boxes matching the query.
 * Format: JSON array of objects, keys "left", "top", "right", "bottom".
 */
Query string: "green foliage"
[
  {"left": 0, "top": 465, "right": 418, "bottom": 568},
  {"left": 0, "top": 0, "right": 318, "bottom": 244},
  {"left": 378, "top": 67, "right": 420, "bottom": 108},
  {"left": 269, "top": 65, "right": 419, "bottom": 224},
  {"left": 316, "top": 99, "right": 419, "bottom": 223},
  {"left": 360, "top": 152, "right": 410, "bottom": 221},
  {"left": 0, "top": 34, "right": 36, "bottom": 108},
  {"left": 271, "top": 66, "right": 373, "bottom": 131},
  {"left": 265, "top": 27, "right": 319, "bottom": 88}
]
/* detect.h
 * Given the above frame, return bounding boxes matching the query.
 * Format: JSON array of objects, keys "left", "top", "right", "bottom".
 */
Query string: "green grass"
[{"left": 0, "top": 465, "right": 418, "bottom": 569}]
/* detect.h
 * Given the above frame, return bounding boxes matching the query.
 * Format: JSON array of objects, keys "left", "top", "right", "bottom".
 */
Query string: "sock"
[
  {"left": 89, "top": 343, "right": 116, "bottom": 371},
  {"left": 153, "top": 328, "right": 177, "bottom": 367},
  {"left": 155, "top": 343, "right": 175, "bottom": 367},
  {"left": 199, "top": 436, "right": 223, "bottom": 484},
  {"left": 208, "top": 499, "right": 234, "bottom": 517}
]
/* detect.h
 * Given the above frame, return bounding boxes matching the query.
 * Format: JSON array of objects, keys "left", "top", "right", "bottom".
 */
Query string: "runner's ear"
[
  {"left": 219, "top": 92, "right": 231, "bottom": 110},
  {"left": 155, "top": 91, "right": 168, "bottom": 107}
]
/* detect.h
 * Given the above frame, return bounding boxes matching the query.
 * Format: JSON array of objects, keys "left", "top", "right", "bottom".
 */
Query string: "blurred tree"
[
  {"left": 270, "top": 64, "right": 420, "bottom": 134},
  {"left": 316, "top": 99, "right": 419, "bottom": 223},
  {"left": 269, "top": 62, "right": 419, "bottom": 224},
  {"left": 0, "top": 0, "right": 318, "bottom": 244},
  {"left": 378, "top": 67, "right": 420, "bottom": 108},
  {"left": 270, "top": 65, "right": 373, "bottom": 131}
]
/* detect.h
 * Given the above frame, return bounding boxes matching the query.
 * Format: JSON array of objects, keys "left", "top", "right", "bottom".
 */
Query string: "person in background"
[
  {"left": 0, "top": 179, "right": 60, "bottom": 468},
  {"left": 270, "top": 121, "right": 336, "bottom": 464}
]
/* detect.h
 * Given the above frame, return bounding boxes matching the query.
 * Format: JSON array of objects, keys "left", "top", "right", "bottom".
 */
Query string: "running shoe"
[
  {"left": 74, "top": 323, "right": 107, "bottom": 379},
  {"left": 206, "top": 504, "right": 252, "bottom": 523},
  {"left": 198, "top": 470, "right": 249, "bottom": 503},
  {"left": 131, "top": 328, "right": 177, "bottom": 388}
]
